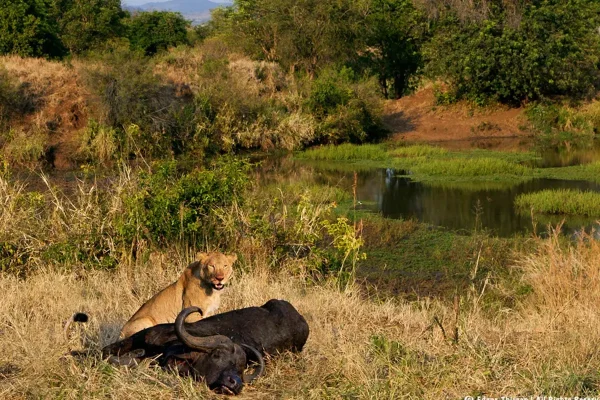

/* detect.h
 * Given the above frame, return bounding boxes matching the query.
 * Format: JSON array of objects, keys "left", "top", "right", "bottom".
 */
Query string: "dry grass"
[
  {"left": 2, "top": 227, "right": 600, "bottom": 398},
  {"left": 0, "top": 56, "right": 88, "bottom": 168}
]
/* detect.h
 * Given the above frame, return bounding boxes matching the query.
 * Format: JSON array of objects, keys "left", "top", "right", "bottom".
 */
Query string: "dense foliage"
[
  {"left": 0, "top": 0, "right": 188, "bottom": 56},
  {"left": 116, "top": 158, "right": 251, "bottom": 247},
  {"left": 0, "top": 0, "right": 65, "bottom": 58},
  {"left": 3, "top": 0, "right": 600, "bottom": 106},
  {"left": 49, "top": 0, "right": 126, "bottom": 54},
  {"left": 424, "top": 0, "right": 600, "bottom": 104},
  {"left": 126, "top": 11, "right": 189, "bottom": 55}
]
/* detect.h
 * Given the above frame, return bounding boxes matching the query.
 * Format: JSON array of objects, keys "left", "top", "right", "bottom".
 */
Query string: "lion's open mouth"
[{"left": 212, "top": 283, "right": 225, "bottom": 290}]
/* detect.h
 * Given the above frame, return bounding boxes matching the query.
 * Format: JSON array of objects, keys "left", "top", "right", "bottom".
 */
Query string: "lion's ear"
[
  {"left": 196, "top": 252, "right": 209, "bottom": 263},
  {"left": 228, "top": 254, "right": 238, "bottom": 264}
]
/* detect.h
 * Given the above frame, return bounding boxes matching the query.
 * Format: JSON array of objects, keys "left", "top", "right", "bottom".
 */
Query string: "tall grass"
[
  {"left": 412, "top": 157, "right": 530, "bottom": 177},
  {"left": 298, "top": 143, "right": 389, "bottom": 161},
  {"left": 389, "top": 144, "right": 448, "bottom": 158},
  {"left": 515, "top": 189, "right": 600, "bottom": 216},
  {"left": 3, "top": 227, "right": 600, "bottom": 397},
  {"left": 540, "top": 161, "right": 600, "bottom": 183}
]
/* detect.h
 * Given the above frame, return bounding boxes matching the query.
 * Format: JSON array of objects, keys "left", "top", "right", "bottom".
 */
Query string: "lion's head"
[{"left": 195, "top": 252, "right": 237, "bottom": 291}]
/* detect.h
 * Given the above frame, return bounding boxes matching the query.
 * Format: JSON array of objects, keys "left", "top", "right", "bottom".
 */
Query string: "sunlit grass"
[
  {"left": 538, "top": 161, "right": 600, "bottom": 183},
  {"left": 298, "top": 143, "right": 389, "bottom": 161},
  {"left": 298, "top": 144, "right": 537, "bottom": 180},
  {"left": 411, "top": 157, "right": 531, "bottom": 177},
  {"left": 515, "top": 189, "right": 600, "bottom": 216},
  {"left": 389, "top": 144, "right": 448, "bottom": 158}
]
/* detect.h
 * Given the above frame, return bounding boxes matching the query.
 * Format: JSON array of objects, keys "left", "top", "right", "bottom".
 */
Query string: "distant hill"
[{"left": 124, "top": 0, "right": 232, "bottom": 24}]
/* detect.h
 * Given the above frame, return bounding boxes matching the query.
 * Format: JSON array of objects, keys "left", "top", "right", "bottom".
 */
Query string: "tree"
[
  {"left": 223, "top": 0, "right": 364, "bottom": 77},
  {"left": 126, "top": 11, "right": 189, "bottom": 56},
  {"left": 0, "top": 0, "right": 65, "bottom": 58},
  {"left": 49, "top": 0, "right": 126, "bottom": 54},
  {"left": 361, "top": 0, "right": 426, "bottom": 98},
  {"left": 424, "top": 0, "right": 600, "bottom": 104}
]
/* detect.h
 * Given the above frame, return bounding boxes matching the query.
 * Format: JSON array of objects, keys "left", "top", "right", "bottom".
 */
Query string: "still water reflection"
[{"left": 315, "top": 168, "right": 600, "bottom": 237}]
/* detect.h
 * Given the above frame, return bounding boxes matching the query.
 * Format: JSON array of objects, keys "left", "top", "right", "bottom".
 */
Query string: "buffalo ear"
[
  {"left": 196, "top": 252, "right": 209, "bottom": 264},
  {"left": 228, "top": 254, "right": 238, "bottom": 264}
]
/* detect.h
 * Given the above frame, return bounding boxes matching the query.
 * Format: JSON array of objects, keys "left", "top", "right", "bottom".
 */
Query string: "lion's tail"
[{"left": 63, "top": 312, "right": 89, "bottom": 341}]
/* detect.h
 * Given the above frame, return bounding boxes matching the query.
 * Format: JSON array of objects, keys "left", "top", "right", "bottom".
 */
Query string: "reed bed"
[
  {"left": 298, "top": 143, "right": 389, "bottom": 161},
  {"left": 515, "top": 189, "right": 600, "bottom": 216},
  {"left": 389, "top": 144, "right": 448, "bottom": 158},
  {"left": 411, "top": 157, "right": 530, "bottom": 177}
]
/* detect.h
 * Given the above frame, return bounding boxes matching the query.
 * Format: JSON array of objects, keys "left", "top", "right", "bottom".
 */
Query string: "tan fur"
[{"left": 119, "top": 252, "right": 237, "bottom": 339}]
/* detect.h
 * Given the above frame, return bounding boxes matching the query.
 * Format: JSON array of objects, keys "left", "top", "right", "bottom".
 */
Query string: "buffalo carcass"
[{"left": 102, "top": 299, "right": 309, "bottom": 395}]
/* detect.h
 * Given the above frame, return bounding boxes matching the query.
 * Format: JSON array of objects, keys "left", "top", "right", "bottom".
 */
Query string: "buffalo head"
[{"left": 172, "top": 307, "right": 265, "bottom": 395}]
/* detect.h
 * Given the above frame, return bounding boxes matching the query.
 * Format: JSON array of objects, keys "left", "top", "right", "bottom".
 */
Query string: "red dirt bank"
[{"left": 383, "top": 86, "right": 533, "bottom": 150}]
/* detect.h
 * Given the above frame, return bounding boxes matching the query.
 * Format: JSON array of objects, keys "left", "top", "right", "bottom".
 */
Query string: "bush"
[
  {"left": 425, "top": 0, "right": 600, "bottom": 104},
  {"left": 116, "top": 157, "right": 251, "bottom": 247},
  {"left": 189, "top": 51, "right": 293, "bottom": 151},
  {"left": 1, "top": 129, "right": 47, "bottom": 166},
  {"left": 0, "top": 67, "right": 35, "bottom": 128},
  {"left": 77, "top": 120, "right": 118, "bottom": 165},
  {"left": 126, "top": 11, "right": 189, "bottom": 56},
  {"left": 0, "top": 0, "right": 65, "bottom": 58},
  {"left": 525, "top": 103, "right": 596, "bottom": 148},
  {"left": 50, "top": 0, "right": 126, "bottom": 54},
  {"left": 307, "top": 67, "right": 386, "bottom": 144},
  {"left": 83, "top": 49, "right": 204, "bottom": 159}
]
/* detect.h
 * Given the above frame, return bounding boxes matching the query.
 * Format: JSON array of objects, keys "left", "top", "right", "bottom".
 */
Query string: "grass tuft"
[
  {"left": 298, "top": 143, "right": 389, "bottom": 161},
  {"left": 515, "top": 189, "right": 600, "bottom": 216},
  {"left": 389, "top": 144, "right": 448, "bottom": 158},
  {"left": 412, "top": 157, "right": 530, "bottom": 177}
]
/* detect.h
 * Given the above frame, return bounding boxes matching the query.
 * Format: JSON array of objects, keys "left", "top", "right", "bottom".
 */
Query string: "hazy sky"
[{"left": 122, "top": 0, "right": 231, "bottom": 5}]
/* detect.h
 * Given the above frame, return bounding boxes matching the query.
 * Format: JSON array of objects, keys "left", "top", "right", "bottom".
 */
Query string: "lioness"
[{"left": 119, "top": 252, "right": 237, "bottom": 339}]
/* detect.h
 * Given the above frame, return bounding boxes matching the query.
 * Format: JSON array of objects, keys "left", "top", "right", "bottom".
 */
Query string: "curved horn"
[
  {"left": 241, "top": 344, "right": 265, "bottom": 383},
  {"left": 175, "top": 307, "right": 233, "bottom": 351}
]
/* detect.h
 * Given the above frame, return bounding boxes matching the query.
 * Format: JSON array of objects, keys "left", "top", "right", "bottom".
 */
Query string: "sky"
[{"left": 122, "top": 0, "right": 231, "bottom": 5}]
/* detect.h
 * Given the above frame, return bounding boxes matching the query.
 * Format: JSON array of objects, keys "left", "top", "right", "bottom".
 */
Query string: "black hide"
[{"left": 101, "top": 299, "right": 309, "bottom": 393}]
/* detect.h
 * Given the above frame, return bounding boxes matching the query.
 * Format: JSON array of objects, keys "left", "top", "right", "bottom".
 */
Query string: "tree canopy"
[{"left": 0, "top": 0, "right": 65, "bottom": 58}]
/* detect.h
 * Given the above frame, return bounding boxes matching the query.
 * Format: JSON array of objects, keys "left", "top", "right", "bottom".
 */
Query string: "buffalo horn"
[
  {"left": 241, "top": 344, "right": 265, "bottom": 383},
  {"left": 175, "top": 306, "right": 233, "bottom": 351}
]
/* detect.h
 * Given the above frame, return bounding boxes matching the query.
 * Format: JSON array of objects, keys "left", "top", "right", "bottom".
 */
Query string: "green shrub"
[
  {"left": 0, "top": 0, "right": 65, "bottom": 58},
  {"left": 50, "top": 0, "right": 126, "bottom": 54},
  {"left": 83, "top": 49, "right": 204, "bottom": 159},
  {"left": 116, "top": 157, "right": 251, "bottom": 246},
  {"left": 525, "top": 103, "right": 596, "bottom": 149},
  {"left": 126, "top": 11, "right": 189, "bottom": 56},
  {"left": 1, "top": 129, "right": 47, "bottom": 166},
  {"left": 425, "top": 0, "right": 600, "bottom": 104},
  {"left": 0, "top": 67, "right": 35, "bottom": 127},
  {"left": 307, "top": 68, "right": 386, "bottom": 144},
  {"left": 77, "top": 120, "right": 118, "bottom": 165}
]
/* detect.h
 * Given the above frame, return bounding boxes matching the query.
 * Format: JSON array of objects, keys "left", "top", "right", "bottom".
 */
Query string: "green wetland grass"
[
  {"left": 411, "top": 157, "right": 530, "bottom": 177},
  {"left": 388, "top": 144, "right": 448, "bottom": 158},
  {"left": 537, "top": 161, "right": 600, "bottom": 183},
  {"left": 515, "top": 189, "right": 600, "bottom": 217},
  {"left": 297, "top": 143, "right": 600, "bottom": 184},
  {"left": 298, "top": 143, "right": 536, "bottom": 181},
  {"left": 297, "top": 143, "right": 388, "bottom": 161}
]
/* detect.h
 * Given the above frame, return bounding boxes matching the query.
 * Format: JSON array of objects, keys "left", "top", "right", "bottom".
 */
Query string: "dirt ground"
[{"left": 383, "top": 86, "right": 533, "bottom": 150}]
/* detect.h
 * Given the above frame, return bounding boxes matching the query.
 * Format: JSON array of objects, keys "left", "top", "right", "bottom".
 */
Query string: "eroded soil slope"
[{"left": 383, "top": 86, "right": 532, "bottom": 150}]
